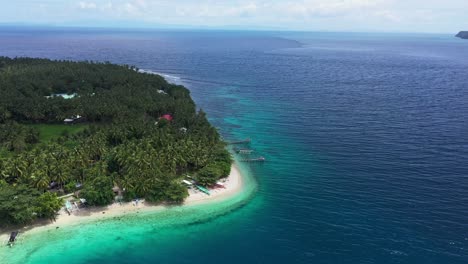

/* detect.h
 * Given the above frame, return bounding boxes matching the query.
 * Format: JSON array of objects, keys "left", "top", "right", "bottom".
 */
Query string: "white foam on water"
[{"left": 139, "top": 69, "right": 182, "bottom": 85}]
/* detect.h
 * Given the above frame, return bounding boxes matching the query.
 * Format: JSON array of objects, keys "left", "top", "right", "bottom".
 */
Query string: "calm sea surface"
[{"left": 0, "top": 28, "right": 468, "bottom": 264}]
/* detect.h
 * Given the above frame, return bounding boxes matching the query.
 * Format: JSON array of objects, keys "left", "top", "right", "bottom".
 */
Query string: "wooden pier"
[
  {"left": 241, "top": 156, "right": 266, "bottom": 162},
  {"left": 230, "top": 138, "right": 265, "bottom": 162}
]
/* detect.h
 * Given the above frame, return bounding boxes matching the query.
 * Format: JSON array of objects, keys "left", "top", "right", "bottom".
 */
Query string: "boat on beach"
[
  {"left": 196, "top": 185, "right": 211, "bottom": 195},
  {"left": 215, "top": 181, "right": 226, "bottom": 189},
  {"left": 7, "top": 231, "right": 18, "bottom": 247}
]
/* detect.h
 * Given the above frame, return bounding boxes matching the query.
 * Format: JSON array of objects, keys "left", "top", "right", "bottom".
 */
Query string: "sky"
[{"left": 1, "top": 0, "right": 468, "bottom": 33}]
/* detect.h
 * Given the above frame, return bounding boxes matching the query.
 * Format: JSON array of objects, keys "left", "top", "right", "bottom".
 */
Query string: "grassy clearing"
[{"left": 28, "top": 124, "right": 87, "bottom": 142}]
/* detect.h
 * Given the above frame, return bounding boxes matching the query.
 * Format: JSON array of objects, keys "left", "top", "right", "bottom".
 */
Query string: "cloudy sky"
[{"left": 2, "top": 0, "right": 467, "bottom": 32}]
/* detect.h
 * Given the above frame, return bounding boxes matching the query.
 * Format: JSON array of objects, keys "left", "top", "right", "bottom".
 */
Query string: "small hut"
[{"left": 63, "top": 115, "right": 82, "bottom": 125}]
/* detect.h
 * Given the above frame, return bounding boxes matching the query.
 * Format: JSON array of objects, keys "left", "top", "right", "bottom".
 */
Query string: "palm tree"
[
  {"left": 53, "top": 165, "right": 70, "bottom": 190},
  {"left": 32, "top": 171, "right": 50, "bottom": 191},
  {"left": 3, "top": 158, "right": 27, "bottom": 183},
  {"left": 117, "top": 176, "right": 134, "bottom": 193},
  {"left": 135, "top": 177, "right": 152, "bottom": 196}
]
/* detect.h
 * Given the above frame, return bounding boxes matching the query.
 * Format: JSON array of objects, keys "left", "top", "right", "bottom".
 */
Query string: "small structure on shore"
[
  {"left": 182, "top": 180, "right": 193, "bottom": 186},
  {"left": 45, "top": 93, "right": 78, "bottom": 100},
  {"left": 64, "top": 115, "right": 82, "bottom": 124},
  {"left": 112, "top": 186, "right": 122, "bottom": 195}
]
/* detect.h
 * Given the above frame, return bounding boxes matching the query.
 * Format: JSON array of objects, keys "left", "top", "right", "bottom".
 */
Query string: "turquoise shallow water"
[
  {"left": 1, "top": 29, "right": 468, "bottom": 263},
  {"left": 2, "top": 159, "right": 258, "bottom": 264}
]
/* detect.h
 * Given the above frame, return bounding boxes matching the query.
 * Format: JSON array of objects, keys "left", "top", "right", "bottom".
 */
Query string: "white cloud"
[
  {"left": 173, "top": 2, "right": 258, "bottom": 19},
  {"left": 78, "top": 1, "right": 97, "bottom": 10},
  {"left": 102, "top": 1, "right": 113, "bottom": 10},
  {"left": 374, "top": 10, "right": 401, "bottom": 23},
  {"left": 73, "top": 0, "right": 389, "bottom": 21},
  {"left": 133, "top": 0, "right": 147, "bottom": 9},
  {"left": 35, "top": 0, "right": 466, "bottom": 32},
  {"left": 275, "top": 0, "right": 387, "bottom": 17},
  {"left": 123, "top": 3, "right": 139, "bottom": 14}
]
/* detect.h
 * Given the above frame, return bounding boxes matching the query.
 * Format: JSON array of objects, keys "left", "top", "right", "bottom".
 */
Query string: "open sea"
[{"left": 0, "top": 28, "right": 468, "bottom": 264}]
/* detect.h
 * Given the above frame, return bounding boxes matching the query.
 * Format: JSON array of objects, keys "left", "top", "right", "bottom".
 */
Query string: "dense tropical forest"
[{"left": 0, "top": 57, "right": 231, "bottom": 227}]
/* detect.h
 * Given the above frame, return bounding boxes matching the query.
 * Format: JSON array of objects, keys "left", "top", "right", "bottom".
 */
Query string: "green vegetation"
[
  {"left": 0, "top": 122, "right": 39, "bottom": 153},
  {"left": 0, "top": 185, "right": 41, "bottom": 225},
  {"left": 0, "top": 57, "right": 231, "bottom": 227},
  {"left": 35, "top": 192, "right": 63, "bottom": 221},
  {"left": 80, "top": 176, "right": 115, "bottom": 206},
  {"left": 29, "top": 124, "right": 87, "bottom": 142}
]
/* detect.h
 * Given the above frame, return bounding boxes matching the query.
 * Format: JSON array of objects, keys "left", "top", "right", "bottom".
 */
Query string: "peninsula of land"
[
  {"left": 456, "top": 31, "right": 468, "bottom": 39},
  {"left": 0, "top": 57, "right": 234, "bottom": 237}
]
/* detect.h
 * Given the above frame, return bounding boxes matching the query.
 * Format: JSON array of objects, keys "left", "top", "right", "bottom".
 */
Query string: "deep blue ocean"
[{"left": 1, "top": 28, "right": 468, "bottom": 264}]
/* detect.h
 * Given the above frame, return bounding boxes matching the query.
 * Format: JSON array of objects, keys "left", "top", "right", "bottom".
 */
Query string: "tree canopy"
[{"left": 0, "top": 57, "right": 231, "bottom": 227}]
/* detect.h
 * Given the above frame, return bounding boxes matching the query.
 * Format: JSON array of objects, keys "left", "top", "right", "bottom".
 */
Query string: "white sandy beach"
[{"left": 0, "top": 164, "right": 243, "bottom": 242}]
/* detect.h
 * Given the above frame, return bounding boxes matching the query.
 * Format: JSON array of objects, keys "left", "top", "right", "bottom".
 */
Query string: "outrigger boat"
[
  {"left": 233, "top": 147, "right": 254, "bottom": 154},
  {"left": 7, "top": 231, "right": 18, "bottom": 247},
  {"left": 196, "top": 185, "right": 211, "bottom": 195}
]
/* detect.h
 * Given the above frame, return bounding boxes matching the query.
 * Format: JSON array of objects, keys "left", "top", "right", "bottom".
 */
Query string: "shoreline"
[{"left": 0, "top": 164, "right": 244, "bottom": 242}]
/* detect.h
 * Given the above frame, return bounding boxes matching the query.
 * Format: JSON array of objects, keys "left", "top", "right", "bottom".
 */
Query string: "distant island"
[
  {"left": 455, "top": 31, "right": 468, "bottom": 39},
  {"left": 0, "top": 57, "right": 232, "bottom": 228}
]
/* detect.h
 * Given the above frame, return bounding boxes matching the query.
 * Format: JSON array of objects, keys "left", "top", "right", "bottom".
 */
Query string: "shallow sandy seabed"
[{"left": 0, "top": 164, "right": 243, "bottom": 243}]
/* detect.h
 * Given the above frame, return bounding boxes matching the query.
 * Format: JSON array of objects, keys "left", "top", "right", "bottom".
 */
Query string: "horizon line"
[{"left": 0, "top": 23, "right": 459, "bottom": 35}]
